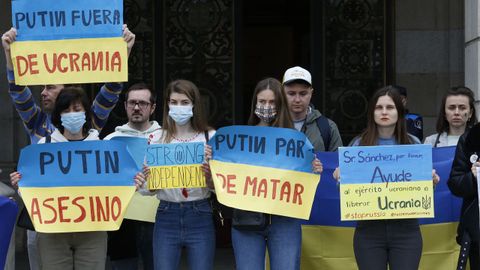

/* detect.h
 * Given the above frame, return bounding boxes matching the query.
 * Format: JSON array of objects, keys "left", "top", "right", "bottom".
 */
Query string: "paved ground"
[{"left": 13, "top": 229, "right": 236, "bottom": 270}]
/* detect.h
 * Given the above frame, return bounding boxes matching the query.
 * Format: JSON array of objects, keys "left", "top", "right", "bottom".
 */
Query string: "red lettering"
[
  {"left": 280, "top": 182, "right": 291, "bottom": 203},
  {"left": 95, "top": 196, "right": 110, "bottom": 221},
  {"left": 111, "top": 51, "right": 121, "bottom": 72},
  {"left": 28, "top": 54, "right": 39, "bottom": 75},
  {"left": 57, "top": 53, "right": 68, "bottom": 73},
  {"left": 111, "top": 196, "right": 121, "bottom": 221},
  {"left": 15, "top": 55, "right": 29, "bottom": 76},
  {"left": 30, "top": 198, "right": 42, "bottom": 224},
  {"left": 225, "top": 174, "right": 236, "bottom": 194},
  {"left": 91, "top": 51, "right": 103, "bottom": 71},
  {"left": 293, "top": 184, "right": 304, "bottom": 205},
  {"left": 257, "top": 179, "right": 267, "bottom": 198},
  {"left": 43, "top": 53, "right": 56, "bottom": 73},
  {"left": 270, "top": 179, "right": 280, "bottom": 200},
  {"left": 81, "top": 53, "right": 91, "bottom": 71},
  {"left": 216, "top": 173, "right": 226, "bottom": 189},
  {"left": 105, "top": 51, "right": 110, "bottom": 71},
  {"left": 57, "top": 196, "right": 70, "bottom": 223},
  {"left": 72, "top": 196, "right": 86, "bottom": 223},
  {"left": 243, "top": 176, "right": 257, "bottom": 195},
  {"left": 43, "top": 198, "right": 57, "bottom": 224},
  {"left": 89, "top": 197, "right": 96, "bottom": 221},
  {"left": 69, "top": 53, "right": 80, "bottom": 71}
]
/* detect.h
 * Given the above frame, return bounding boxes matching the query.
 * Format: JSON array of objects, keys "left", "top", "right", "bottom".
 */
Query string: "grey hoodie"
[{"left": 104, "top": 121, "right": 162, "bottom": 142}]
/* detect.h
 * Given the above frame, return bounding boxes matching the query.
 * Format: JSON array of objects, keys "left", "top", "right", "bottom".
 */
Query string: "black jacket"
[{"left": 448, "top": 124, "right": 480, "bottom": 243}]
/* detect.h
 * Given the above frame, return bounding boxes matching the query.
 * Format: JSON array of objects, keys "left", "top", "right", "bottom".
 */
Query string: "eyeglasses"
[{"left": 126, "top": 100, "right": 151, "bottom": 109}]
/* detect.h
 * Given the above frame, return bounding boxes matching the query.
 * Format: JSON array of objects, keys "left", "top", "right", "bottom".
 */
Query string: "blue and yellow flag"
[
  {"left": 301, "top": 146, "right": 461, "bottom": 269},
  {"left": 17, "top": 140, "right": 137, "bottom": 233}
]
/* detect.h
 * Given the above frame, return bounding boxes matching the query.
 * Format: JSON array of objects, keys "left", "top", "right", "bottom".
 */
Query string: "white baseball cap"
[{"left": 283, "top": 66, "right": 312, "bottom": 86}]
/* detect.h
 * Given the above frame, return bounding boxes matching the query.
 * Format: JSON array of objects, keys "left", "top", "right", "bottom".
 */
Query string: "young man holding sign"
[
  {"left": 282, "top": 66, "right": 343, "bottom": 152},
  {"left": 2, "top": 25, "right": 135, "bottom": 270},
  {"left": 104, "top": 83, "right": 160, "bottom": 270}
]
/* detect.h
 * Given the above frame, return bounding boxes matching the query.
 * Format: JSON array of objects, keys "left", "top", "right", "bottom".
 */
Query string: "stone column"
[{"left": 465, "top": 0, "right": 480, "bottom": 116}]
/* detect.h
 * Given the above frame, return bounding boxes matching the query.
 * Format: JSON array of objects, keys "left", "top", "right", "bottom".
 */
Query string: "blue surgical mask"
[
  {"left": 168, "top": 105, "right": 193, "bottom": 126},
  {"left": 61, "top": 111, "right": 86, "bottom": 134}
]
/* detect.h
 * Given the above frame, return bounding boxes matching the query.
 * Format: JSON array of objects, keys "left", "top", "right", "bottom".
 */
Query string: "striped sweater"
[{"left": 7, "top": 69, "right": 122, "bottom": 144}]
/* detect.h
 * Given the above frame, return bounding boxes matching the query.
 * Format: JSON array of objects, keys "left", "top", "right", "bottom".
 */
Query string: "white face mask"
[{"left": 168, "top": 105, "right": 193, "bottom": 125}]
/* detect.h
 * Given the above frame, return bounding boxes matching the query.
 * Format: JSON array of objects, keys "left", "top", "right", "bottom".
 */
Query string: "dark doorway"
[{"left": 238, "top": 0, "right": 311, "bottom": 123}]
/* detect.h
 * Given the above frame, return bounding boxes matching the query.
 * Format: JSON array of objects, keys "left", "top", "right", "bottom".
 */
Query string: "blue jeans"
[
  {"left": 153, "top": 199, "right": 215, "bottom": 270},
  {"left": 231, "top": 215, "right": 301, "bottom": 270}
]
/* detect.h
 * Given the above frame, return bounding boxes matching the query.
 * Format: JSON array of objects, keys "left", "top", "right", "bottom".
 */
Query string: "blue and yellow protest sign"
[
  {"left": 10, "top": 0, "right": 126, "bottom": 85},
  {"left": 146, "top": 142, "right": 206, "bottom": 190},
  {"left": 17, "top": 141, "right": 137, "bottom": 233},
  {"left": 109, "top": 136, "right": 159, "bottom": 223},
  {"left": 208, "top": 126, "right": 320, "bottom": 220},
  {"left": 110, "top": 136, "right": 148, "bottom": 170},
  {"left": 338, "top": 144, "right": 434, "bottom": 221}
]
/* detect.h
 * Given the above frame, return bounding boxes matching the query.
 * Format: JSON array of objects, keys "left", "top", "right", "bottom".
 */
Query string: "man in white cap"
[{"left": 283, "top": 66, "right": 343, "bottom": 151}]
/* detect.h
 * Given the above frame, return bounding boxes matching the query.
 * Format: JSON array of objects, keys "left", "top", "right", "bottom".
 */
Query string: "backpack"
[{"left": 315, "top": 115, "right": 332, "bottom": 151}]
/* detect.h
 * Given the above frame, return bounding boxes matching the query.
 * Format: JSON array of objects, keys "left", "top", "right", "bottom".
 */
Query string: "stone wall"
[{"left": 396, "top": 0, "right": 465, "bottom": 138}]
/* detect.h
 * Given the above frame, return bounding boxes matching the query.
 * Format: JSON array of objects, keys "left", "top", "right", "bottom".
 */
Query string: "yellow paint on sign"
[
  {"left": 340, "top": 181, "right": 434, "bottom": 221},
  {"left": 19, "top": 186, "right": 135, "bottom": 233},
  {"left": 148, "top": 164, "right": 206, "bottom": 190},
  {"left": 209, "top": 160, "right": 320, "bottom": 220},
  {"left": 11, "top": 37, "right": 127, "bottom": 85}
]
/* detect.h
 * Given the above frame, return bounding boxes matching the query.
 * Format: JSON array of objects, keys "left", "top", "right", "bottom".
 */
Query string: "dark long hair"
[
  {"left": 436, "top": 86, "right": 477, "bottom": 134},
  {"left": 51, "top": 87, "right": 92, "bottom": 136},
  {"left": 161, "top": 79, "right": 209, "bottom": 143},
  {"left": 359, "top": 86, "right": 410, "bottom": 146},
  {"left": 247, "top": 78, "right": 293, "bottom": 128}
]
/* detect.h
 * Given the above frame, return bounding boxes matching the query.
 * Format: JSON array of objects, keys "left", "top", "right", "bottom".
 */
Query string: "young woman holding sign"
[
  {"left": 140, "top": 79, "right": 216, "bottom": 270},
  {"left": 333, "top": 86, "right": 440, "bottom": 270},
  {"left": 205, "top": 78, "right": 323, "bottom": 270},
  {"left": 10, "top": 87, "right": 146, "bottom": 270},
  {"left": 424, "top": 86, "right": 477, "bottom": 147}
]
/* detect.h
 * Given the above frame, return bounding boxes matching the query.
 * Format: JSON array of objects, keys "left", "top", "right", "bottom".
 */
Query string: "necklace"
[{"left": 172, "top": 131, "right": 200, "bottom": 142}]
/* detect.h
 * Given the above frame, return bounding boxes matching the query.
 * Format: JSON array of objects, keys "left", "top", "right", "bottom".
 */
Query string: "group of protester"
[{"left": 2, "top": 23, "right": 479, "bottom": 270}]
